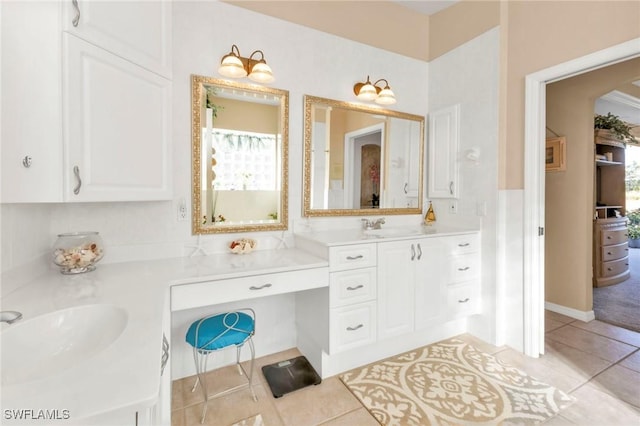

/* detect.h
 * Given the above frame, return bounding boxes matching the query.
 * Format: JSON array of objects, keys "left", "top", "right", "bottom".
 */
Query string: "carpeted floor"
[
  {"left": 593, "top": 247, "right": 640, "bottom": 333},
  {"left": 340, "top": 338, "right": 574, "bottom": 425}
]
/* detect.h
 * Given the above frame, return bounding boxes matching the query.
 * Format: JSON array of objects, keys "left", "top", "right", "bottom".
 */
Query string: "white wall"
[{"left": 427, "top": 27, "right": 500, "bottom": 345}]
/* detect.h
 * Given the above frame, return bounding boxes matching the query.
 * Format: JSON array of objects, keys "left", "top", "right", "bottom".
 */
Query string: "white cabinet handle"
[
  {"left": 160, "top": 333, "right": 169, "bottom": 376},
  {"left": 346, "top": 285, "right": 364, "bottom": 291},
  {"left": 458, "top": 298, "right": 470, "bottom": 303},
  {"left": 417, "top": 243, "right": 422, "bottom": 260},
  {"left": 73, "top": 165, "right": 82, "bottom": 195},
  {"left": 346, "top": 324, "right": 363, "bottom": 331},
  {"left": 22, "top": 156, "right": 32, "bottom": 168},
  {"left": 346, "top": 255, "right": 363, "bottom": 260},
  {"left": 411, "top": 244, "right": 416, "bottom": 261},
  {"left": 249, "top": 283, "right": 272, "bottom": 290},
  {"left": 71, "top": 0, "right": 81, "bottom": 27},
  {"left": 458, "top": 266, "right": 470, "bottom": 271},
  {"left": 449, "top": 181, "right": 454, "bottom": 195},
  {"left": 404, "top": 182, "right": 408, "bottom": 194}
]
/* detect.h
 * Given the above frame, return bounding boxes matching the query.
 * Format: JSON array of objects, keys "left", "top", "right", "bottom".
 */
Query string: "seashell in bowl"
[{"left": 229, "top": 238, "right": 257, "bottom": 254}]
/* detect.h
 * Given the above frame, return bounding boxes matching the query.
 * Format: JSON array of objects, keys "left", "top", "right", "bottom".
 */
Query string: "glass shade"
[
  {"left": 357, "top": 83, "right": 378, "bottom": 101},
  {"left": 248, "top": 61, "right": 274, "bottom": 83},
  {"left": 375, "top": 87, "right": 396, "bottom": 105},
  {"left": 218, "top": 54, "right": 248, "bottom": 78}
]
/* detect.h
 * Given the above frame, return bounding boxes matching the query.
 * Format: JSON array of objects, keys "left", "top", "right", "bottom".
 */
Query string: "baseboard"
[{"left": 545, "top": 301, "right": 595, "bottom": 322}]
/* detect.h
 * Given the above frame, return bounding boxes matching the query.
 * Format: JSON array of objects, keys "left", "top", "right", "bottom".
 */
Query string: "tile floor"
[{"left": 172, "top": 311, "right": 640, "bottom": 425}]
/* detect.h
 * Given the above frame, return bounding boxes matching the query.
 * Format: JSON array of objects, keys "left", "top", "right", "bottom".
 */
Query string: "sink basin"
[
  {"left": 1, "top": 304, "right": 127, "bottom": 385},
  {"left": 363, "top": 227, "right": 426, "bottom": 238}
]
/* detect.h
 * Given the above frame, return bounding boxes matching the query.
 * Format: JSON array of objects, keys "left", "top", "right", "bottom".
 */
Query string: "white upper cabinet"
[
  {"left": 63, "top": 34, "right": 171, "bottom": 201},
  {"left": 63, "top": 0, "right": 172, "bottom": 78},
  {"left": 428, "top": 104, "right": 460, "bottom": 199},
  {"left": 1, "top": 1, "right": 64, "bottom": 203}
]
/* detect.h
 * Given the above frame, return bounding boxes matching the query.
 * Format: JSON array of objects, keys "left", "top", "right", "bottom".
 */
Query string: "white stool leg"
[{"left": 248, "top": 338, "right": 257, "bottom": 402}]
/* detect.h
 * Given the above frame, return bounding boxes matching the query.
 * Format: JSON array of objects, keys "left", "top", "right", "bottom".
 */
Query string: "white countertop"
[
  {"left": 0, "top": 248, "right": 328, "bottom": 423},
  {"left": 294, "top": 225, "right": 479, "bottom": 246}
]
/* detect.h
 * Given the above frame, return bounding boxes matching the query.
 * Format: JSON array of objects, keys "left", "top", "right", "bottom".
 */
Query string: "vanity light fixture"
[
  {"left": 218, "top": 44, "right": 275, "bottom": 84},
  {"left": 353, "top": 76, "right": 396, "bottom": 105}
]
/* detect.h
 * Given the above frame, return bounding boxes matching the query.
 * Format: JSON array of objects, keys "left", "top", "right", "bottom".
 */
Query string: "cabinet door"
[
  {"left": 1, "top": 1, "right": 64, "bottom": 202},
  {"left": 63, "top": 34, "right": 171, "bottom": 201},
  {"left": 63, "top": 0, "right": 172, "bottom": 78},
  {"left": 428, "top": 104, "right": 459, "bottom": 199},
  {"left": 414, "top": 238, "right": 446, "bottom": 329},
  {"left": 377, "top": 240, "right": 415, "bottom": 340}
]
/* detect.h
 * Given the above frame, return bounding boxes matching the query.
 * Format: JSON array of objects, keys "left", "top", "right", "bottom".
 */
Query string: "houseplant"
[
  {"left": 594, "top": 113, "right": 639, "bottom": 144},
  {"left": 627, "top": 209, "right": 640, "bottom": 248}
]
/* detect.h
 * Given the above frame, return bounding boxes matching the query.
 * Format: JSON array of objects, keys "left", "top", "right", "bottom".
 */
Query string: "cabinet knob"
[
  {"left": 607, "top": 236, "right": 612, "bottom": 239},
  {"left": 22, "top": 156, "right": 32, "bottom": 168},
  {"left": 607, "top": 252, "right": 612, "bottom": 255},
  {"left": 607, "top": 267, "right": 612, "bottom": 271},
  {"left": 346, "top": 324, "right": 364, "bottom": 331}
]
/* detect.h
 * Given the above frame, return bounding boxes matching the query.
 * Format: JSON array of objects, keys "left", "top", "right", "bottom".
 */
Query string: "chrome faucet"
[
  {"left": 361, "top": 217, "right": 385, "bottom": 230},
  {"left": 0, "top": 311, "right": 23, "bottom": 324}
]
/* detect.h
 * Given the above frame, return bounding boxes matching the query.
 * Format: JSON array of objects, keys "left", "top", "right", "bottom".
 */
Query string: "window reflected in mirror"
[{"left": 192, "top": 76, "right": 288, "bottom": 234}]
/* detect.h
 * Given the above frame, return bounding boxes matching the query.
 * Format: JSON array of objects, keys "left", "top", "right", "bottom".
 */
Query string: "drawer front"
[
  {"left": 601, "top": 257, "right": 629, "bottom": 278},
  {"left": 330, "top": 301, "right": 377, "bottom": 354},
  {"left": 447, "top": 282, "right": 480, "bottom": 319},
  {"left": 601, "top": 228, "right": 628, "bottom": 246},
  {"left": 330, "top": 267, "right": 377, "bottom": 307},
  {"left": 602, "top": 242, "right": 629, "bottom": 262},
  {"left": 329, "top": 244, "right": 377, "bottom": 272},
  {"left": 450, "top": 254, "right": 480, "bottom": 283},
  {"left": 443, "top": 233, "right": 480, "bottom": 255},
  {"left": 171, "top": 267, "right": 329, "bottom": 311}
]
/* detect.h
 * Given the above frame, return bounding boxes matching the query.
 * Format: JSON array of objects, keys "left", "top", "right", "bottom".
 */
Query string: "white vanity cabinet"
[
  {"left": 444, "top": 234, "right": 482, "bottom": 319},
  {"left": 328, "top": 244, "right": 377, "bottom": 353},
  {"left": 428, "top": 104, "right": 460, "bottom": 199},
  {"left": 377, "top": 238, "right": 446, "bottom": 340},
  {"left": 1, "top": 0, "right": 172, "bottom": 203}
]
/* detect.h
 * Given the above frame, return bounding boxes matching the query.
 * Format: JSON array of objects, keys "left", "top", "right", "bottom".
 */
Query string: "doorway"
[
  {"left": 524, "top": 38, "right": 640, "bottom": 357},
  {"left": 343, "top": 124, "right": 384, "bottom": 209}
]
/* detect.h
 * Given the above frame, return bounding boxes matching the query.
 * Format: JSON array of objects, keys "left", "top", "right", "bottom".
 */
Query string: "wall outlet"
[
  {"left": 177, "top": 199, "right": 188, "bottom": 221},
  {"left": 449, "top": 200, "right": 458, "bottom": 214}
]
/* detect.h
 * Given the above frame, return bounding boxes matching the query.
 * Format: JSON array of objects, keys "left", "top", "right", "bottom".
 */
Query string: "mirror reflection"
[
  {"left": 303, "top": 95, "right": 424, "bottom": 217},
  {"left": 191, "top": 75, "right": 289, "bottom": 234}
]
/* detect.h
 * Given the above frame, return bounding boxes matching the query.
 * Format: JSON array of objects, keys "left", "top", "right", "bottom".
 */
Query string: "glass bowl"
[{"left": 52, "top": 232, "right": 105, "bottom": 274}]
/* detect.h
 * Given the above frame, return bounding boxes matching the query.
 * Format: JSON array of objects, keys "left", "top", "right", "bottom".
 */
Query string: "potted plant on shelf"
[
  {"left": 594, "top": 113, "right": 639, "bottom": 145},
  {"left": 627, "top": 209, "right": 640, "bottom": 248}
]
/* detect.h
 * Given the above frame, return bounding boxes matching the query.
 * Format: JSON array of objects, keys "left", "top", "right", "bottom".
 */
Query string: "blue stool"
[{"left": 185, "top": 309, "right": 257, "bottom": 423}]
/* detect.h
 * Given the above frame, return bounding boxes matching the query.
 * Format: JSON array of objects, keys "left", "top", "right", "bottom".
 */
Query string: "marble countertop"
[
  {"left": 294, "top": 225, "right": 480, "bottom": 246},
  {"left": 0, "top": 248, "right": 328, "bottom": 423}
]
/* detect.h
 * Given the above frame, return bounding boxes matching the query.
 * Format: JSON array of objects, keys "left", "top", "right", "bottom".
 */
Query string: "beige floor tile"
[
  {"left": 545, "top": 310, "right": 575, "bottom": 325},
  {"left": 546, "top": 324, "right": 637, "bottom": 362},
  {"left": 317, "top": 407, "right": 380, "bottom": 426},
  {"left": 545, "top": 317, "right": 568, "bottom": 333},
  {"left": 560, "top": 383, "right": 640, "bottom": 425},
  {"left": 620, "top": 349, "right": 640, "bottom": 372},
  {"left": 570, "top": 320, "right": 640, "bottom": 347},
  {"left": 541, "top": 414, "right": 577, "bottom": 425},
  {"left": 273, "top": 376, "right": 362, "bottom": 426},
  {"left": 172, "top": 378, "right": 185, "bottom": 410},
  {"left": 183, "top": 384, "right": 283, "bottom": 426},
  {"left": 172, "top": 408, "right": 185, "bottom": 426},
  {"left": 544, "top": 339, "right": 613, "bottom": 381},
  {"left": 590, "top": 365, "right": 640, "bottom": 408}
]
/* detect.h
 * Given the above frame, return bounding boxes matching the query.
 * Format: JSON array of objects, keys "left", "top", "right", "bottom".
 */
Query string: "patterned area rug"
[{"left": 340, "top": 338, "right": 574, "bottom": 425}]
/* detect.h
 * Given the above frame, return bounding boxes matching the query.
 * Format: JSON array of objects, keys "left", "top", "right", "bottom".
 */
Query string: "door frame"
[{"left": 523, "top": 37, "right": 640, "bottom": 357}]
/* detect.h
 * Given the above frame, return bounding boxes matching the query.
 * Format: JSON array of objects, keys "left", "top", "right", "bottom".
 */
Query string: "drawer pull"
[
  {"left": 458, "top": 243, "right": 470, "bottom": 247},
  {"left": 346, "top": 324, "right": 364, "bottom": 331},
  {"left": 607, "top": 236, "right": 612, "bottom": 239},
  {"left": 458, "top": 266, "right": 470, "bottom": 271},
  {"left": 607, "top": 267, "right": 612, "bottom": 271},
  {"left": 346, "top": 255, "right": 364, "bottom": 260},
  {"left": 346, "top": 284, "right": 364, "bottom": 291},
  {"left": 249, "top": 283, "right": 272, "bottom": 290},
  {"left": 458, "top": 298, "right": 470, "bottom": 303}
]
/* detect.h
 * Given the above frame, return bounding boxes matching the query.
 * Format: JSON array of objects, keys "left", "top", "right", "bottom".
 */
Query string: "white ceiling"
[{"left": 392, "top": 0, "right": 460, "bottom": 16}]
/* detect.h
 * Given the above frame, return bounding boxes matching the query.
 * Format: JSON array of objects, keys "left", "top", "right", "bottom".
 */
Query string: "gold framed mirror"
[
  {"left": 303, "top": 95, "right": 424, "bottom": 217},
  {"left": 191, "top": 75, "right": 289, "bottom": 234}
]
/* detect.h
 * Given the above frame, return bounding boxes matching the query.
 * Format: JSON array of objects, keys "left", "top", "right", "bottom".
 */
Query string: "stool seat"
[{"left": 186, "top": 312, "right": 253, "bottom": 351}]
